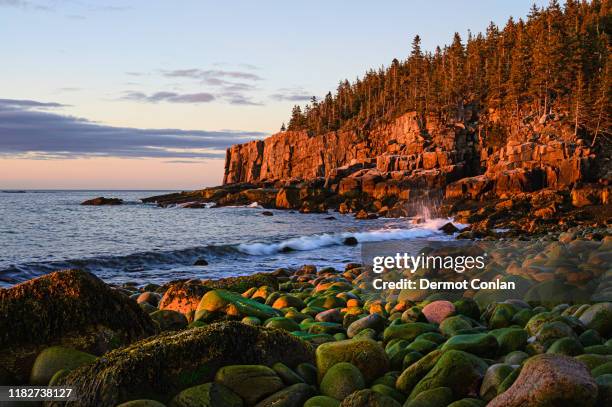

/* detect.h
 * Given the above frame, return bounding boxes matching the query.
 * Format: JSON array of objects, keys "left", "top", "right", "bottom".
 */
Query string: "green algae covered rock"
[
  {"left": 404, "top": 386, "right": 453, "bottom": 407},
  {"left": 479, "top": 363, "right": 514, "bottom": 401},
  {"left": 201, "top": 273, "right": 279, "bottom": 293},
  {"left": 575, "top": 354, "right": 612, "bottom": 370},
  {"left": 370, "top": 384, "right": 405, "bottom": 404},
  {"left": 271, "top": 362, "right": 304, "bottom": 385},
  {"left": 214, "top": 365, "right": 283, "bottom": 405},
  {"left": 52, "top": 322, "right": 314, "bottom": 406},
  {"left": 196, "top": 289, "right": 282, "bottom": 320},
  {"left": 304, "top": 395, "right": 340, "bottom": 407},
  {"left": 396, "top": 350, "right": 443, "bottom": 395},
  {"left": 503, "top": 351, "right": 529, "bottom": 365},
  {"left": 596, "top": 374, "right": 612, "bottom": 406},
  {"left": 447, "top": 398, "right": 485, "bottom": 407},
  {"left": 409, "top": 350, "right": 488, "bottom": 399},
  {"left": 0, "top": 269, "right": 157, "bottom": 382},
  {"left": 546, "top": 337, "right": 584, "bottom": 356},
  {"left": 316, "top": 339, "right": 389, "bottom": 383},
  {"left": 150, "top": 310, "right": 188, "bottom": 332},
  {"left": 487, "top": 354, "right": 598, "bottom": 407},
  {"left": 320, "top": 362, "right": 365, "bottom": 400},
  {"left": 117, "top": 401, "right": 167, "bottom": 407},
  {"left": 439, "top": 316, "right": 472, "bottom": 336},
  {"left": 253, "top": 383, "right": 316, "bottom": 407},
  {"left": 338, "top": 389, "right": 401, "bottom": 407},
  {"left": 440, "top": 334, "right": 499, "bottom": 358},
  {"left": 383, "top": 323, "right": 437, "bottom": 343},
  {"left": 264, "top": 317, "right": 300, "bottom": 332},
  {"left": 347, "top": 313, "right": 385, "bottom": 338},
  {"left": 579, "top": 302, "right": 612, "bottom": 337},
  {"left": 489, "top": 327, "right": 528, "bottom": 355},
  {"left": 169, "top": 382, "right": 243, "bottom": 407},
  {"left": 29, "top": 346, "right": 96, "bottom": 385},
  {"left": 592, "top": 362, "right": 612, "bottom": 377}
]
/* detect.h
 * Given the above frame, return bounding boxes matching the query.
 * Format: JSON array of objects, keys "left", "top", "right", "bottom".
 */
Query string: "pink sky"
[{"left": 0, "top": 157, "right": 225, "bottom": 190}]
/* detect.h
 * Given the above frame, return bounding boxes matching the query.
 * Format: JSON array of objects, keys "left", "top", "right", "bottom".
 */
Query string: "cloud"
[
  {"left": 0, "top": 98, "right": 267, "bottom": 160},
  {"left": 0, "top": 0, "right": 50, "bottom": 10},
  {"left": 270, "top": 87, "right": 313, "bottom": 102},
  {"left": 162, "top": 69, "right": 263, "bottom": 82},
  {"left": 220, "top": 93, "right": 263, "bottom": 106},
  {"left": 121, "top": 91, "right": 215, "bottom": 104}
]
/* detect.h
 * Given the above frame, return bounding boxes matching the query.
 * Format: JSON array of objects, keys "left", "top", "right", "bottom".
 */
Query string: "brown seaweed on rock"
[
  {"left": 0, "top": 269, "right": 157, "bottom": 383},
  {"left": 48, "top": 321, "right": 315, "bottom": 407}
]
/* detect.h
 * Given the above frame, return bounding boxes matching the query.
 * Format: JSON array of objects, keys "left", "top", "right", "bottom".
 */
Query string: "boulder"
[
  {"left": 579, "top": 302, "right": 612, "bottom": 337},
  {"left": 383, "top": 323, "right": 438, "bottom": 343},
  {"left": 440, "top": 333, "right": 499, "bottom": 358},
  {"left": 29, "top": 346, "right": 96, "bottom": 385},
  {"left": 339, "top": 389, "right": 401, "bottom": 407},
  {"left": 214, "top": 365, "right": 283, "bottom": 405},
  {"left": 422, "top": 301, "right": 456, "bottom": 324},
  {"left": 196, "top": 289, "right": 282, "bottom": 320},
  {"left": 404, "top": 386, "right": 454, "bottom": 407},
  {"left": 316, "top": 339, "right": 389, "bottom": 383},
  {"left": 347, "top": 314, "right": 385, "bottom": 338},
  {"left": 169, "top": 382, "right": 243, "bottom": 407},
  {"left": 304, "top": 396, "right": 340, "bottom": 407},
  {"left": 149, "top": 310, "right": 188, "bottom": 331},
  {"left": 0, "top": 269, "right": 156, "bottom": 383},
  {"left": 51, "top": 322, "right": 314, "bottom": 406},
  {"left": 320, "top": 362, "right": 365, "bottom": 400},
  {"left": 81, "top": 196, "right": 123, "bottom": 205},
  {"left": 409, "top": 350, "right": 488, "bottom": 399},
  {"left": 159, "top": 282, "right": 211, "bottom": 322},
  {"left": 254, "top": 383, "right": 316, "bottom": 407},
  {"left": 488, "top": 354, "right": 598, "bottom": 407}
]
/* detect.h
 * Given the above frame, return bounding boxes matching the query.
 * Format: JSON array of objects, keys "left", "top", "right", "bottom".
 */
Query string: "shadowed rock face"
[
  {"left": 49, "top": 322, "right": 314, "bottom": 407},
  {"left": 0, "top": 269, "right": 157, "bottom": 383}
]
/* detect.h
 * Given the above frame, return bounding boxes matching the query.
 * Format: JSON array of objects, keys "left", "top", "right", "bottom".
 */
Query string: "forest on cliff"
[{"left": 285, "top": 0, "right": 610, "bottom": 145}]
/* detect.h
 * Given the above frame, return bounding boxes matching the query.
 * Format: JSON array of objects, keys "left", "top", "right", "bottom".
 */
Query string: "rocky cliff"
[{"left": 144, "top": 109, "right": 609, "bottom": 236}]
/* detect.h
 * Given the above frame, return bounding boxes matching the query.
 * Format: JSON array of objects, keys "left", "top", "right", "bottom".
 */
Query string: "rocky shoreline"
[{"left": 1, "top": 228, "right": 611, "bottom": 406}]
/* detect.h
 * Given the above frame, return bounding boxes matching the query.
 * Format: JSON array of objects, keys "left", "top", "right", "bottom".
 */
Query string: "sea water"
[{"left": 0, "top": 190, "right": 450, "bottom": 287}]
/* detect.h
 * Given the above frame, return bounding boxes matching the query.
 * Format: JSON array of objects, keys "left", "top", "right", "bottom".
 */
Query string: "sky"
[{"left": 0, "top": 0, "right": 551, "bottom": 189}]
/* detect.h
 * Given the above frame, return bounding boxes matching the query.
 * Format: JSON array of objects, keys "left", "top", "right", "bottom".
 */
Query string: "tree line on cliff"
[{"left": 285, "top": 0, "right": 610, "bottom": 145}]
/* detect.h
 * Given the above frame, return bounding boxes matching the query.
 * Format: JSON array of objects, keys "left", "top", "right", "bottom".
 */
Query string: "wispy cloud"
[
  {"left": 121, "top": 91, "right": 215, "bottom": 104},
  {"left": 0, "top": 98, "right": 266, "bottom": 160},
  {"left": 270, "top": 87, "right": 313, "bottom": 102},
  {"left": 0, "top": 0, "right": 51, "bottom": 11},
  {"left": 162, "top": 69, "right": 263, "bottom": 82}
]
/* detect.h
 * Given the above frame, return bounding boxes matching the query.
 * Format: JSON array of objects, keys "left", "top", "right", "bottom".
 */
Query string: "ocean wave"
[{"left": 237, "top": 218, "right": 451, "bottom": 255}]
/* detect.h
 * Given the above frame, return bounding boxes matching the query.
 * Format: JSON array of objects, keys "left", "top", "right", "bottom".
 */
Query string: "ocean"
[{"left": 0, "top": 190, "right": 451, "bottom": 287}]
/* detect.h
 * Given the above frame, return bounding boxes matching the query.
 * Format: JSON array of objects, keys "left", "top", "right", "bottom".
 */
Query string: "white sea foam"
[{"left": 237, "top": 218, "right": 453, "bottom": 255}]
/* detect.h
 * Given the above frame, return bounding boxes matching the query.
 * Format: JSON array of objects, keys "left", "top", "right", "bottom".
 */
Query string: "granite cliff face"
[{"left": 144, "top": 109, "right": 609, "bottom": 235}]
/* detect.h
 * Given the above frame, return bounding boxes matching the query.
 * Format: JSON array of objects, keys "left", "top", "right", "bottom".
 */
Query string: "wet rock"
[
  {"left": 490, "top": 327, "right": 528, "bottom": 355},
  {"left": 159, "top": 282, "right": 211, "bottom": 322},
  {"left": 137, "top": 292, "right": 161, "bottom": 307},
  {"left": 320, "top": 362, "right": 365, "bottom": 400},
  {"left": 265, "top": 317, "right": 300, "bottom": 332},
  {"left": 439, "top": 222, "right": 460, "bottom": 234},
  {"left": 396, "top": 350, "right": 443, "bottom": 395},
  {"left": 405, "top": 386, "right": 453, "bottom": 407},
  {"left": 194, "top": 259, "right": 209, "bottom": 266},
  {"left": 196, "top": 289, "right": 282, "bottom": 320},
  {"left": 169, "top": 382, "right": 243, "bottom": 407},
  {"left": 488, "top": 354, "right": 598, "bottom": 407},
  {"left": 347, "top": 313, "right": 385, "bottom": 338},
  {"left": 117, "top": 401, "right": 166, "bottom": 407},
  {"left": 29, "top": 346, "right": 96, "bottom": 385},
  {"left": 316, "top": 339, "right": 389, "bottom": 383},
  {"left": 262, "top": 211, "right": 274, "bottom": 216},
  {"left": 254, "top": 383, "right": 315, "bottom": 407},
  {"left": 339, "top": 389, "right": 401, "bottom": 407},
  {"left": 596, "top": 374, "right": 612, "bottom": 406},
  {"left": 343, "top": 236, "right": 359, "bottom": 246},
  {"left": 214, "top": 365, "right": 283, "bottom": 405},
  {"left": 440, "top": 333, "right": 499, "bottom": 358},
  {"left": 52, "top": 322, "right": 314, "bottom": 406},
  {"left": 304, "top": 395, "right": 340, "bottom": 407},
  {"left": 409, "top": 350, "right": 488, "bottom": 399},
  {"left": 149, "top": 310, "right": 188, "bottom": 331},
  {"left": 0, "top": 269, "right": 156, "bottom": 383},
  {"left": 479, "top": 363, "right": 514, "bottom": 402},
  {"left": 579, "top": 302, "right": 612, "bottom": 337},
  {"left": 383, "top": 322, "right": 438, "bottom": 343},
  {"left": 422, "top": 301, "right": 455, "bottom": 324},
  {"left": 546, "top": 337, "right": 584, "bottom": 356},
  {"left": 271, "top": 362, "right": 304, "bottom": 385},
  {"left": 81, "top": 196, "right": 123, "bottom": 205}
]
